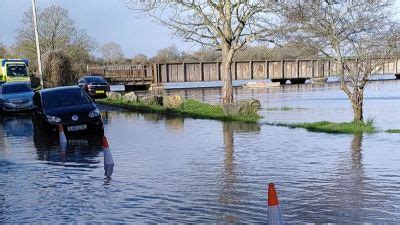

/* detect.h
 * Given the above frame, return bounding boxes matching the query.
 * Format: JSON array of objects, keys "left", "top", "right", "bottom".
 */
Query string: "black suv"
[{"left": 77, "top": 76, "right": 110, "bottom": 99}]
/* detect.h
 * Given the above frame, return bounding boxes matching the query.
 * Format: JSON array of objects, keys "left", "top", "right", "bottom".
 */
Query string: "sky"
[{"left": 0, "top": 0, "right": 399, "bottom": 58}]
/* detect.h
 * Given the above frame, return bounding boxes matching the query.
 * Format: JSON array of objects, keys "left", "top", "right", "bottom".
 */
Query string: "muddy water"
[{"left": 1, "top": 80, "right": 400, "bottom": 223}]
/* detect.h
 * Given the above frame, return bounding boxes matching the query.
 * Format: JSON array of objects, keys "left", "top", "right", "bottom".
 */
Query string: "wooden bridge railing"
[
  {"left": 88, "top": 64, "right": 153, "bottom": 84},
  {"left": 87, "top": 58, "right": 400, "bottom": 85}
]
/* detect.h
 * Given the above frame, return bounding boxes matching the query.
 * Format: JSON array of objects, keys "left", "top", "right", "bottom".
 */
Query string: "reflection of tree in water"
[
  {"left": 142, "top": 113, "right": 162, "bottom": 122},
  {"left": 333, "top": 134, "right": 366, "bottom": 222},
  {"left": 164, "top": 117, "right": 184, "bottom": 131},
  {"left": 218, "top": 122, "right": 260, "bottom": 223}
]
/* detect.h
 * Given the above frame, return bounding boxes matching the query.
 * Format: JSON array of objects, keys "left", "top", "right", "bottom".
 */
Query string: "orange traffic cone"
[
  {"left": 59, "top": 124, "right": 67, "bottom": 145},
  {"left": 103, "top": 136, "right": 114, "bottom": 178},
  {"left": 268, "top": 183, "right": 284, "bottom": 225}
]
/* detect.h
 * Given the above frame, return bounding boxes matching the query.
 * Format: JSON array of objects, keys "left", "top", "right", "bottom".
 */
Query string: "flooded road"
[{"left": 1, "top": 80, "right": 400, "bottom": 223}]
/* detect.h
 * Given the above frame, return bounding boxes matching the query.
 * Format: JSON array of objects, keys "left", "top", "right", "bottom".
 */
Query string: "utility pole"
[{"left": 32, "top": 0, "right": 44, "bottom": 88}]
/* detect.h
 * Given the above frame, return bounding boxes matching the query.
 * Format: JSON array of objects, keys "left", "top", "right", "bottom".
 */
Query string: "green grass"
[
  {"left": 97, "top": 98, "right": 261, "bottom": 123},
  {"left": 266, "top": 106, "right": 307, "bottom": 111},
  {"left": 270, "top": 120, "right": 375, "bottom": 134},
  {"left": 386, "top": 129, "right": 400, "bottom": 133}
]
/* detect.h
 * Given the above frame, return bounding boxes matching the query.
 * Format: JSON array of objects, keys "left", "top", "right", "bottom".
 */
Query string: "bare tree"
[
  {"left": 283, "top": 0, "right": 397, "bottom": 122},
  {"left": 16, "top": 5, "right": 95, "bottom": 73},
  {"left": 191, "top": 47, "right": 222, "bottom": 61},
  {"left": 154, "top": 44, "right": 181, "bottom": 62},
  {"left": 100, "top": 42, "right": 125, "bottom": 63},
  {"left": 126, "top": 1, "right": 278, "bottom": 104},
  {"left": 132, "top": 53, "right": 148, "bottom": 64}
]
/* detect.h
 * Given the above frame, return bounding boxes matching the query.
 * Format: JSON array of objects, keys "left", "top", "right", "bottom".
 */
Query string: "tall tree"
[
  {"left": 16, "top": 5, "right": 95, "bottom": 73},
  {"left": 283, "top": 0, "right": 398, "bottom": 122},
  {"left": 127, "top": 1, "right": 278, "bottom": 104},
  {"left": 100, "top": 42, "right": 125, "bottom": 63}
]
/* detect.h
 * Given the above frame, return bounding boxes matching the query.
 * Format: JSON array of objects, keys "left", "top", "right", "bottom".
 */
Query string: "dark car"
[
  {"left": 77, "top": 76, "right": 110, "bottom": 99},
  {"left": 32, "top": 86, "right": 104, "bottom": 135},
  {"left": 0, "top": 82, "right": 34, "bottom": 112}
]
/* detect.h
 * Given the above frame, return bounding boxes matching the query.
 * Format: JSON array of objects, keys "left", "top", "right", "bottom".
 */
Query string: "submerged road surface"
[{"left": 1, "top": 80, "right": 400, "bottom": 223}]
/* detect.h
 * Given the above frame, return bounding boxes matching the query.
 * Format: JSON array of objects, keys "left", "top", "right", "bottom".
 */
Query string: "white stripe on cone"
[
  {"left": 268, "top": 205, "right": 284, "bottom": 225},
  {"left": 59, "top": 124, "right": 67, "bottom": 145},
  {"left": 60, "top": 141, "right": 67, "bottom": 162},
  {"left": 103, "top": 136, "right": 114, "bottom": 178},
  {"left": 268, "top": 183, "right": 284, "bottom": 225}
]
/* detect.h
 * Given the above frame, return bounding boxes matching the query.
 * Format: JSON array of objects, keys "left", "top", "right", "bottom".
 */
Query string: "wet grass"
[
  {"left": 266, "top": 106, "right": 307, "bottom": 111},
  {"left": 270, "top": 120, "right": 375, "bottom": 134},
  {"left": 97, "top": 98, "right": 261, "bottom": 123},
  {"left": 386, "top": 129, "right": 400, "bottom": 133}
]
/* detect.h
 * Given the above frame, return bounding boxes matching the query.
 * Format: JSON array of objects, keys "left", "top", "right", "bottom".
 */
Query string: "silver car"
[{"left": 0, "top": 82, "right": 34, "bottom": 112}]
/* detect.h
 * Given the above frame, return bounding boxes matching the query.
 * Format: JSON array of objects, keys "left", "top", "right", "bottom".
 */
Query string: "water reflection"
[
  {"left": 219, "top": 122, "right": 261, "bottom": 223},
  {"left": 33, "top": 122, "right": 103, "bottom": 166},
  {"left": 336, "top": 134, "right": 366, "bottom": 222},
  {"left": 1, "top": 115, "right": 33, "bottom": 137}
]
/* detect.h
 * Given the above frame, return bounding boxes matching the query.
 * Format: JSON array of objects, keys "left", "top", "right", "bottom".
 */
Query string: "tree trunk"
[
  {"left": 351, "top": 88, "right": 364, "bottom": 122},
  {"left": 221, "top": 47, "right": 234, "bottom": 104}
]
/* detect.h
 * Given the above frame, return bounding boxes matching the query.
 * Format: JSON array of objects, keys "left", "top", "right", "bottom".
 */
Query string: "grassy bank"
[
  {"left": 386, "top": 129, "right": 400, "bottom": 133},
  {"left": 97, "top": 98, "right": 261, "bottom": 123},
  {"left": 270, "top": 120, "right": 375, "bottom": 134},
  {"left": 266, "top": 106, "right": 308, "bottom": 111}
]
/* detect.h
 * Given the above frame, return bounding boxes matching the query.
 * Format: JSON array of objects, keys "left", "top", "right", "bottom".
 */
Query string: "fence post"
[
  {"left": 266, "top": 60, "right": 269, "bottom": 79},
  {"left": 281, "top": 60, "right": 285, "bottom": 79}
]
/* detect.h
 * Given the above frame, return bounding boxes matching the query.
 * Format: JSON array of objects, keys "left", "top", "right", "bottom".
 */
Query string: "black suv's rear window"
[
  {"left": 85, "top": 77, "right": 106, "bottom": 83},
  {"left": 42, "top": 89, "right": 92, "bottom": 109}
]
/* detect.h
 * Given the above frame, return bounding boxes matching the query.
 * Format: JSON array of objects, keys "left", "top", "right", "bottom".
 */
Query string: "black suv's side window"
[{"left": 33, "top": 92, "right": 42, "bottom": 108}]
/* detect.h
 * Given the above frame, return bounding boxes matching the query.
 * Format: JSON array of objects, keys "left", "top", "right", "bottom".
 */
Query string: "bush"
[{"left": 43, "top": 50, "right": 77, "bottom": 87}]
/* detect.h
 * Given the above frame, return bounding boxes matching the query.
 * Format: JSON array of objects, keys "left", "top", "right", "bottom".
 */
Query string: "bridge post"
[
  {"left": 281, "top": 60, "right": 285, "bottom": 79},
  {"left": 265, "top": 60, "right": 269, "bottom": 79},
  {"left": 218, "top": 62, "right": 221, "bottom": 80},
  {"left": 234, "top": 61, "right": 237, "bottom": 80},
  {"left": 200, "top": 62, "right": 204, "bottom": 81},
  {"left": 165, "top": 63, "right": 169, "bottom": 83},
  {"left": 183, "top": 62, "right": 187, "bottom": 82},
  {"left": 250, "top": 61, "right": 253, "bottom": 80}
]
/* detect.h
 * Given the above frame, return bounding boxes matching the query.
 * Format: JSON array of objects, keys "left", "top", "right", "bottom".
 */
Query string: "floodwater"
[{"left": 1, "top": 79, "right": 400, "bottom": 223}]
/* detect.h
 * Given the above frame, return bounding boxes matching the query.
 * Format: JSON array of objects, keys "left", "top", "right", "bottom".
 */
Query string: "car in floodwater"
[
  {"left": 32, "top": 86, "right": 104, "bottom": 135},
  {"left": 0, "top": 82, "right": 34, "bottom": 113},
  {"left": 77, "top": 76, "right": 110, "bottom": 99}
]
